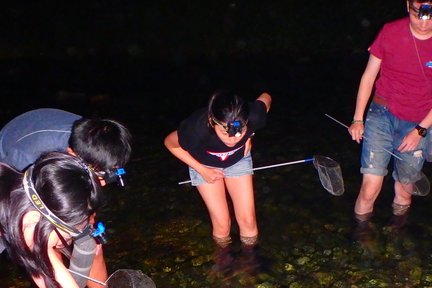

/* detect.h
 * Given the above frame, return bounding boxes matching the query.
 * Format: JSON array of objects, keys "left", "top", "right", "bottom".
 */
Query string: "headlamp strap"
[{"left": 23, "top": 166, "right": 81, "bottom": 237}]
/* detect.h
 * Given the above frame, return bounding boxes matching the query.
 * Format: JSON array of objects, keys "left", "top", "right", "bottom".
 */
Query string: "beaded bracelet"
[{"left": 352, "top": 120, "right": 364, "bottom": 124}]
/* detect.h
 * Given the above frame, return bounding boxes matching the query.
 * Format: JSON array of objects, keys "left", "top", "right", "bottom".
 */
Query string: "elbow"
[
  {"left": 261, "top": 92, "right": 272, "bottom": 112},
  {"left": 163, "top": 136, "right": 171, "bottom": 149},
  {"left": 164, "top": 131, "right": 179, "bottom": 149}
]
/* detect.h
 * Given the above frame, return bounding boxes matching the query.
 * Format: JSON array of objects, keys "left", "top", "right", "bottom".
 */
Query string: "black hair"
[
  {"left": 0, "top": 152, "right": 103, "bottom": 287},
  {"left": 207, "top": 90, "right": 249, "bottom": 125},
  {"left": 409, "top": 0, "right": 432, "bottom": 4},
  {"left": 69, "top": 118, "right": 132, "bottom": 171}
]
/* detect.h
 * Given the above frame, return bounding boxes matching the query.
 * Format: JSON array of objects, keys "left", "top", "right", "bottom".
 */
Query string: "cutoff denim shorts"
[
  {"left": 361, "top": 102, "right": 427, "bottom": 183},
  {"left": 188, "top": 154, "right": 253, "bottom": 186}
]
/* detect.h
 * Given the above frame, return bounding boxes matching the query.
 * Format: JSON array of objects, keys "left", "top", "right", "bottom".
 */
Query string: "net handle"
[
  {"left": 178, "top": 158, "right": 314, "bottom": 185},
  {"left": 68, "top": 269, "right": 107, "bottom": 286},
  {"left": 324, "top": 114, "right": 402, "bottom": 160},
  {"left": 325, "top": 114, "right": 431, "bottom": 196}
]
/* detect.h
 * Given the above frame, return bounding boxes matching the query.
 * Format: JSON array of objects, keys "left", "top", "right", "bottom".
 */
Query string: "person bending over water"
[
  {"left": 165, "top": 90, "right": 271, "bottom": 272},
  {"left": 0, "top": 152, "right": 106, "bottom": 288}
]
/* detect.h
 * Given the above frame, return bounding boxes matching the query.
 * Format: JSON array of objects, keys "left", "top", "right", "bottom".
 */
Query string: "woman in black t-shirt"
[{"left": 164, "top": 90, "right": 271, "bottom": 271}]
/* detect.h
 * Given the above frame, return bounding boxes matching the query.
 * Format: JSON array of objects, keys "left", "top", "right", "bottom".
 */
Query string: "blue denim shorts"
[
  {"left": 361, "top": 102, "right": 427, "bottom": 183},
  {"left": 188, "top": 154, "right": 253, "bottom": 186}
]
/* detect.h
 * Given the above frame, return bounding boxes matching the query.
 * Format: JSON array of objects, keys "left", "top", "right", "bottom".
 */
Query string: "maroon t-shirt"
[
  {"left": 178, "top": 100, "right": 267, "bottom": 168},
  {"left": 370, "top": 17, "right": 432, "bottom": 122}
]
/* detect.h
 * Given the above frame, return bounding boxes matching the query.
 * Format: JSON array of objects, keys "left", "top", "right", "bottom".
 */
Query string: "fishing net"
[
  {"left": 405, "top": 175, "right": 430, "bottom": 196},
  {"left": 394, "top": 161, "right": 430, "bottom": 197},
  {"left": 106, "top": 269, "right": 156, "bottom": 288},
  {"left": 313, "top": 155, "right": 345, "bottom": 196}
]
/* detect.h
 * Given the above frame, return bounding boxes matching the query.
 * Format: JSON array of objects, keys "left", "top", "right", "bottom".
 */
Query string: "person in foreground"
[
  {"left": 0, "top": 108, "right": 132, "bottom": 284},
  {"left": 164, "top": 90, "right": 271, "bottom": 273},
  {"left": 348, "top": 0, "right": 432, "bottom": 233},
  {"left": 0, "top": 152, "right": 106, "bottom": 288},
  {"left": 0, "top": 108, "right": 131, "bottom": 184}
]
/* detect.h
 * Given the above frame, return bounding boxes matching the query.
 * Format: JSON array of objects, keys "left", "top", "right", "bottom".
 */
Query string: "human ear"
[
  {"left": 407, "top": 1, "right": 410, "bottom": 13},
  {"left": 208, "top": 118, "right": 215, "bottom": 128},
  {"left": 22, "top": 211, "right": 41, "bottom": 249}
]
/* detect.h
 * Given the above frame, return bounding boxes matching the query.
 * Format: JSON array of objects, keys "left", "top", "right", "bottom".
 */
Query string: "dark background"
[{"left": 0, "top": 1, "right": 406, "bottom": 125}]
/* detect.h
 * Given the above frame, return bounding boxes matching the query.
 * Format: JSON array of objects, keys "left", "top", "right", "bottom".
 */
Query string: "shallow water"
[{"left": 2, "top": 54, "right": 432, "bottom": 287}]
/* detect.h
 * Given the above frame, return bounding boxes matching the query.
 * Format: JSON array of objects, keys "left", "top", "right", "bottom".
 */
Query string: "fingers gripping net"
[
  {"left": 107, "top": 269, "right": 157, "bottom": 288},
  {"left": 313, "top": 155, "right": 345, "bottom": 196}
]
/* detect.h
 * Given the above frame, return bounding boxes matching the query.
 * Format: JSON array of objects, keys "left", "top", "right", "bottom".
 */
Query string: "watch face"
[{"left": 416, "top": 125, "right": 427, "bottom": 137}]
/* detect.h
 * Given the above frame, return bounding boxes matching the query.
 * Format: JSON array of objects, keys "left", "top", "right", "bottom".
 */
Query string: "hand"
[
  {"left": 398, "top": 129, "right": 422, "bottom": 153},
  {"left": 348, "top": 122, "right": 364, "bottom": 144},
  {"left": 199, "top": 167, "right": 224, "bottom": 184},
  {"left": 244, "top": 137, "right": 252, "bottom": 156}
]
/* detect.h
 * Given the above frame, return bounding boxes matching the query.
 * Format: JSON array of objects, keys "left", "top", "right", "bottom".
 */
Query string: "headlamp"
[
  {"left": 418, "top": 3, "right": 432, "bottom": 20},
  {"left": 228, "top": 120, "right": 244, "bottom": 137},
  {"left": 91, "top": 222, "right": 108, "bottom": 244},
  {"left": 212, "top": 118, "right": 246, "bottom": 138},
  {"left": 101, "top": 168, "right": 126, "bottom": 186}
]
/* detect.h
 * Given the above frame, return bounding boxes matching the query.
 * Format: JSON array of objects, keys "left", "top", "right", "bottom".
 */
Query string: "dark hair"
[
  {"left": 69, "top": 118, "right": 132, "bottom": 171},
  {"left": 0, "top": 152, "right": 103, "bottom": 288},
  {"left": 207, "top": 90, "right": 249, "bottom": 124},
  {"left": 409, "top": 0, "right": 432, "bottom": 4}
]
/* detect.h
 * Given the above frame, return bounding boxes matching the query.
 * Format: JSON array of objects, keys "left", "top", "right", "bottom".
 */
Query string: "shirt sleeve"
[
  {"left": 248, "top": 100, "right": 268, "bottom": 131},
  {"left": 3, "top": 149, "right": 35, "bottom": 171}
]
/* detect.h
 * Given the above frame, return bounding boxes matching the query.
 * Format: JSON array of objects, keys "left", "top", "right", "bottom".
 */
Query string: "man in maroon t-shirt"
[{"left": 348, "top": 0, "right": 432, "bottom": 232}]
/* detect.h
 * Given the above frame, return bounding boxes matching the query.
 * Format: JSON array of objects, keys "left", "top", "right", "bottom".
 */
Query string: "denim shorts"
[
  {"left": 361, "top": 102, "right": 427, "bottom": 183},
  {"left": 188, "top": 154, "right": 253, "bottom": 186}
]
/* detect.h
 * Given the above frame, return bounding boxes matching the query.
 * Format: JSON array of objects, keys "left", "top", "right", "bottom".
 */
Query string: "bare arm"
[
  {"left": 164, "top": 131, "right": 224, "bottom": 183},
  {"left": 348, "top": 54, "right": 381, "bottom": 143},
  {"left": 31, "top": 233, "right": 79, "bottom": 288},
  {"left": 48, "top": 248, "right": 80, "bottom": 288}
]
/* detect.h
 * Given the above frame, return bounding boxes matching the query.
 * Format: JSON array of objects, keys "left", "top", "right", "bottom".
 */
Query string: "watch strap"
[{"left": 415, "top": 125, "right": 427, "bottom": 137}]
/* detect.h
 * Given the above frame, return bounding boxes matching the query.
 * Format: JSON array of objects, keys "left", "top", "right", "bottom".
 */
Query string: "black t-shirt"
[{"left": 178, "top": 100, "right": 267, "bottom": 168}]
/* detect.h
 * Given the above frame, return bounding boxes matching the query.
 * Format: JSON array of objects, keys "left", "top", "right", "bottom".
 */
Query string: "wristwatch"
[{"left": 415, "top": 125, "right": 427, "bottom": 137}]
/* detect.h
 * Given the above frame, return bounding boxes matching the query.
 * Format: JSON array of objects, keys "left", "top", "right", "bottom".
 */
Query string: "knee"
[
  {"left": 237, "top": 214, "right": 257, "bottom": 231},
  {"left": 359, "top": 183, "right": 381, "bottom": 202},
  {"left": 212, "top": 218, "right": 231, "bottom": 236}
]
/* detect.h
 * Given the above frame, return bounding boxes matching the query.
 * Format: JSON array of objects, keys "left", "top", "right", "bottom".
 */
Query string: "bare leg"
[
  {"left": 393, "top": 180, "right": 412, "bottom": 214},
  {"left": 225, "top": 175, "right": 261, "bottom": 273},
  {"left": 197, "top": 179, "right": 231, "bottom": 239},
  {"left": 197, "top": 179, "right": 235, "bottom": 273},
  {"left": 225, "top": 175, "right": 258, "bottom": 239},
  {"left": 354, "top": 174, "right": 385, "bottom": 217}
]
